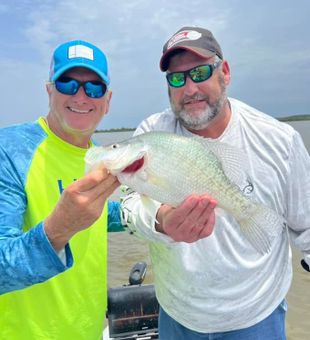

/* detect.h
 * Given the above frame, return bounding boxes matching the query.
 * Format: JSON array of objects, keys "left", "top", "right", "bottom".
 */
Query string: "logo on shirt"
[
  {"left": 57, "top": 179, "right": 77, "bottom": 194},
  {"left": 242, "top": 179, "right": 254, "bottom": 196}
]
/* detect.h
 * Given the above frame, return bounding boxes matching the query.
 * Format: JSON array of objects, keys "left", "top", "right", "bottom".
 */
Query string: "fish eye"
[{"left": 111, "top": 144, "right": 119, "bottom": 149}]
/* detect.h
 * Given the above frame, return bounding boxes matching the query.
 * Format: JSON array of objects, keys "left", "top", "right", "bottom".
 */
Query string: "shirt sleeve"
[
  {"left": 285, "top": 131, "right": 310, "bottom": 268},
  {"left": 107, "top": 200, "right": 124, "bottom": 232},
  {"left": 0, "top": 145, "right": 73, "bottom": 294},
  {"left": 120, "top": 186, "right": 178, "bottom": 245}
]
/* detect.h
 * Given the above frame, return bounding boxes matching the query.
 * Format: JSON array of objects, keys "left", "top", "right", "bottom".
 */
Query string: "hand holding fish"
[
  {"left": 155, "top": 194, "right": 217, "bottom": 243},
  {"left": 44, "top": 168, "right": 120, "bottom": 251}
]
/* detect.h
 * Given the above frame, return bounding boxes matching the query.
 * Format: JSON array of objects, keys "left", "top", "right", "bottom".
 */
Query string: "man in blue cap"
[{"left": 0, "top": 40, "right": 121, "bottom": 339}]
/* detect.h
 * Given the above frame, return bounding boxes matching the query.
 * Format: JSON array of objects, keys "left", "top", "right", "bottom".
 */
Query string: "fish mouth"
[{"left": 121, "top": 157, "right": 144, "bottom": 173}]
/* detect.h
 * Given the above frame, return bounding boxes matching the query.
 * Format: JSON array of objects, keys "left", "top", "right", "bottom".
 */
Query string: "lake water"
[{"left": 94, "top": 120, "right": 310, "bottom": 340}]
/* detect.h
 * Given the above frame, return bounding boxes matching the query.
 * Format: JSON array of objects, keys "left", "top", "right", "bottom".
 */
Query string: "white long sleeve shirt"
[{"left": 121, "top": 98, "right": 310, "bottom": 332}]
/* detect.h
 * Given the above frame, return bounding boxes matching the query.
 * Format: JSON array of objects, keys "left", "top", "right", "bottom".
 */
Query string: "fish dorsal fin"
[{"left": 193, "top": 136, "right": 251, "bottom": 188}]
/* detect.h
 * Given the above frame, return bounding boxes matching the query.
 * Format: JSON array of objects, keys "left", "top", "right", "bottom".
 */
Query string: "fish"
[{"left": 85, "top": 131, "right": 284, "bottom": 253}]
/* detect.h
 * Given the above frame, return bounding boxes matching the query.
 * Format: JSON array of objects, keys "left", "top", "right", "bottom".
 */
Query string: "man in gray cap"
[
  {"left": 0, "top": 40, "right": 121, "bottom": 338},
  {"left": 122, "top": 26, "right": 310, "bottom": 339}
]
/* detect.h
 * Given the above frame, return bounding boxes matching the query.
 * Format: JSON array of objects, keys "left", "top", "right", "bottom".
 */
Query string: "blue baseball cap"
[{"left": 49, "top": 40, "right": 110, "bottom": 85}]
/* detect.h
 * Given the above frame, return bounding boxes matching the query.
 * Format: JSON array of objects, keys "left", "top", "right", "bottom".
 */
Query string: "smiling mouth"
[
  {"left": 122, "top": 157, "right": 144, "bottom": 173},
  {"left": 68, "top": 107, "right": 92, "bottom": 113},
  {"left": 184, "top": 99, "right": 205, "bottom": 105}
]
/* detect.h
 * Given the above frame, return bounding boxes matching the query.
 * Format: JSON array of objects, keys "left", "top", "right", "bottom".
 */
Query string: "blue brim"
[{"left": 51, "top": 62, "right": 110, "bottom": 85}]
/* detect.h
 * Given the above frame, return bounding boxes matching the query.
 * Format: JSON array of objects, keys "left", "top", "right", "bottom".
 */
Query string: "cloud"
[
  {"left": 0, "top": 0, "right": 309, "bottom": 129},
  {"left": 0, "top": 57, "right": 47, "bottom": 127},
  {"left": 0, "top": 3, "right": 9, "bottom": 13}
]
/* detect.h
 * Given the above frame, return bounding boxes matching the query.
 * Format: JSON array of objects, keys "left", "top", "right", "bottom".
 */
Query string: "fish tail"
[{"left": 237, "top": 204, "right": 285, "bottom": 254}]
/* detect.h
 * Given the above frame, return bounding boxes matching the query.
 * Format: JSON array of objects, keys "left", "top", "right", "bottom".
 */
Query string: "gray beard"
[{"left": 170, "top": 79, "right": 227, "bottom": 130}]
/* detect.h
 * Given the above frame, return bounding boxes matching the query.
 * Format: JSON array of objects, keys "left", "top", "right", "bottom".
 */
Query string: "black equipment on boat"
[{"left": 106, "top": 262, "right": 159, "bottom": 339}]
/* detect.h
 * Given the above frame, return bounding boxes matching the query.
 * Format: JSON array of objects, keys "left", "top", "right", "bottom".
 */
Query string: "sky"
[{"left": 0, "top": 0, "right": 309, "bottom": 130}]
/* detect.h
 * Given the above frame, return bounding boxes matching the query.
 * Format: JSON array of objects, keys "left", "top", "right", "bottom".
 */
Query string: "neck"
[
  {"left": 44, "top": 116, "right": 92, "bottom": 149},
  {"left": 188, "top": 100, "right": 232, "bottom": 139}
]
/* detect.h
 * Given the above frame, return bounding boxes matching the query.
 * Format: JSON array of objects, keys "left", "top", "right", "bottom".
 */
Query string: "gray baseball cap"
[{"left": 160, "top": 26, "right": 223, "bottom": 71}]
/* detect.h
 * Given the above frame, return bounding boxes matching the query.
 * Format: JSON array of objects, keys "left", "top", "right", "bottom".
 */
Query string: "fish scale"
[{"left": 85, "top": 131, "right": 285, "bottom": 253}]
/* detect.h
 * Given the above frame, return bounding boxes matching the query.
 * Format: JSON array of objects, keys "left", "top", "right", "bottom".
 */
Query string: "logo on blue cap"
[{"left": 49, "top": 40, "right": 110, "bottom": 85}]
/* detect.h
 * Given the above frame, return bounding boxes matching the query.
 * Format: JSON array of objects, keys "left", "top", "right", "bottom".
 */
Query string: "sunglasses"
[
  {"left": 166, "top": 61, "right": 222, "bottom": 88},
  {"left": 54, "top": 76, "right": 108, "bottom": 98}
]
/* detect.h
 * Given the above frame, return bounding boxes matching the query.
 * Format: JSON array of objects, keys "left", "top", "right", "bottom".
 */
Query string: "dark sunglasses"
[
  {"left": 166, "top": 61, "right": 222, "bottom": 88},
  {"left": 54, "top": 76, "right": 108, "bottom": 98}
]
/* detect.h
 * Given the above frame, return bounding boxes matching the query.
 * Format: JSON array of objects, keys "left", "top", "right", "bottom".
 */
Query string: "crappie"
[{"left": 85, "top": 131, "right": 284, "bottom": 253}]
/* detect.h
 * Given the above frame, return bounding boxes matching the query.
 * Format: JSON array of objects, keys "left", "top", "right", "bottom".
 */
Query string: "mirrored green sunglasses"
[{"left": 166, "top": 61, "right": 221, "bottom": 88}]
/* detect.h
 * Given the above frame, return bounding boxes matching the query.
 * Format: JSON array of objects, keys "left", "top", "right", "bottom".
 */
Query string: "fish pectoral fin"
[
  {"left": 146, "top": 174, "right": 171, "bottom": 192},
  {"left": 136, "top": 170, "right": 166, "bottom": 187}
]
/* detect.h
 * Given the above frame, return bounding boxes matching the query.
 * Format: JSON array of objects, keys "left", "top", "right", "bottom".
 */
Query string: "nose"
[
  {"left": 73, "top": 85, "right": 89, "bottom": 102},
  {"left": 183, "top": 76, "right": 199, "bottom": 96}
]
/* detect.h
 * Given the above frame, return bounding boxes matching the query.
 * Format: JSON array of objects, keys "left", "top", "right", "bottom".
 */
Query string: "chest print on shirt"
[
  {"left": 57, "top": 179, "right": 77, "bottom": 194},
  {"left": 242, "top": 178, "right": 254, "bottom": 196}
]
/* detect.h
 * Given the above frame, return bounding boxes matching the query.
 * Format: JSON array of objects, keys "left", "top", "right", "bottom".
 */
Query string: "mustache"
[{"left": 182, "top": 94, "right": 209, "bottom": 105}]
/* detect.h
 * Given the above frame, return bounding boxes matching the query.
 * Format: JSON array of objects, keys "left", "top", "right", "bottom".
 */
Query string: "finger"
[
  {"left": 162, "top": 194, "right": 215, "bottom": 238},
  {"left": 72, "top": 168, "right": 111, "bottom": 192},
  {"left": 171, "top": 195, "right": 200, "bottom": 224},
  {"left": 194, "top": 196, "right": 217, "bottom": 226},
  {"left": 163, "top": 197, "right": 201, "bottom": 238},
  {"left": 82, "top": 175, "right": 120, "bottom": 202},
  {"left": 174, "top": 215, "right": 215, "bottom": 243},
  {"left": 200, "top": 193, "right": 217, "bottom": 208},
  {"left": 172, "top": 195, "right": 209, "bottom": 230},
  {"left": 82, "top": 180, "right": 120, "bottom": 223},
  {"left": 170, "top": 196, "right": 217, "bottom": 241},
  {"left": 63, "top": 178, "right": 120, "bottom": 226},
  {"left": 198, "top": 211, "right": 216, "bottom": 238},
  {"left": 94, "top": 178, "right": 120, "bottom": 201}
]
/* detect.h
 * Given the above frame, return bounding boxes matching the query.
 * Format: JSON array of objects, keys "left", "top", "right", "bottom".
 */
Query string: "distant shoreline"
[
  {"left": 95, "top": 128, "right": 135, "bottom": 133},
  {"left": 95, "top": 115, "right": 310, "bottom": 133},
  {"left": 278, "top": 115, "right": 310, "bottom": 122}
]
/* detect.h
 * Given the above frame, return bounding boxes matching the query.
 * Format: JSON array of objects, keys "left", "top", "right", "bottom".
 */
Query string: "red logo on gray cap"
[{"left": 167, "top": 30, "right": 202, "bottom": 49}]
